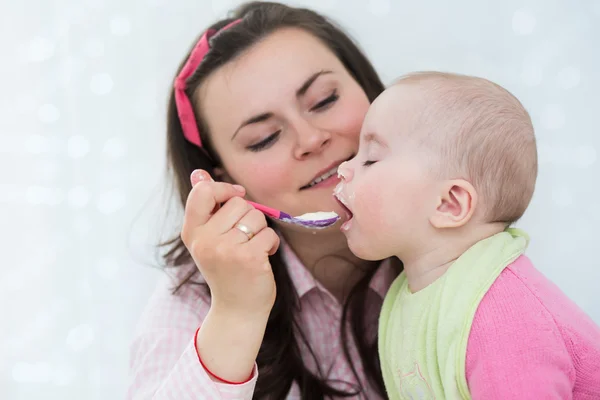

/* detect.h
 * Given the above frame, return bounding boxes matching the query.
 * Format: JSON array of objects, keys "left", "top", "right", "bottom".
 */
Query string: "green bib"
[{"left": 378, "top": 229, "right": 529, "bottom": 400}]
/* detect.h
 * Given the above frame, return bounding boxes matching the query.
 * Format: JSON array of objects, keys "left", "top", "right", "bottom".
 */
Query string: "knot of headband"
[{"left": 173, "top": 19, "right": 242, "bottom": 147}]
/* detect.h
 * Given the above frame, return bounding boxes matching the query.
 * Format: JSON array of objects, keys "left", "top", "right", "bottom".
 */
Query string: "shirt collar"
[{"left": 280, "top": 239, "right": 399, "bottom": 301}]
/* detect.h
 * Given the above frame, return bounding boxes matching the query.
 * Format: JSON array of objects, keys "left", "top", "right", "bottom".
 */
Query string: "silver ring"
[{"left": 235, "top": 223, "right": 255, "bottom": 240}]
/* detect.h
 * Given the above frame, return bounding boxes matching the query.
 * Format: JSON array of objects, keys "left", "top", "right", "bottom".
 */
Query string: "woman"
[{"left": 128, "top": 2, "right": 401, "bottom": 399}]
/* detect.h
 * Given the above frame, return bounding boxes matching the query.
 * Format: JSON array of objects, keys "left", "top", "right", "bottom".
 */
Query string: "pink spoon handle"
[{"left": 247, "top": 201, "right": 282, "bottom": 219}]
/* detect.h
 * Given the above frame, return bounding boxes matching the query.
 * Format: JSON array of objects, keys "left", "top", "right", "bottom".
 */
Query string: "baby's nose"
[{"left": 337, "top": 161, "right": 353, "bottom": 181}]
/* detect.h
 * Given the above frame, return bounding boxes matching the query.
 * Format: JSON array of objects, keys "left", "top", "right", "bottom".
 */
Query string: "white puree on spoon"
[
  {"left": 294, "top": 211, "right": 339, "bottom": 221},
  {"left": 293, "top": 163, "right": 345, "bottom": 222}
]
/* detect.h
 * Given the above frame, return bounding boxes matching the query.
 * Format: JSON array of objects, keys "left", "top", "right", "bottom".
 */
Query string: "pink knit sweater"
[{"left": 466, "top": 255, "right": 600, "bottom": 399}]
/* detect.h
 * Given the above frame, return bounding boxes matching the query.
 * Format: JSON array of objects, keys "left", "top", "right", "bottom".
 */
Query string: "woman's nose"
[{"left": 293, "top": 120, "right": 332, "bottom": 159}]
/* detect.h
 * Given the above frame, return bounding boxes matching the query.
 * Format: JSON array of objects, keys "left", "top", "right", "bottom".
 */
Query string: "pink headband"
[{"left": 173, "top": 19, "right": 242, "bottom": 147}]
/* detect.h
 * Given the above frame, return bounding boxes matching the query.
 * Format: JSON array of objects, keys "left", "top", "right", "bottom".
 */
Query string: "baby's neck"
[
  {"left": 401, "top": 222, "right": 506, "bottom": 293},
  {"left": 282, "top": 227, "right": 378, "bottom": 302}
]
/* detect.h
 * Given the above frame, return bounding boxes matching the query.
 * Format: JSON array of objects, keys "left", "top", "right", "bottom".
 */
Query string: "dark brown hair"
[{"left": 161, "top": 2, "right": 387, "bottom": 399}]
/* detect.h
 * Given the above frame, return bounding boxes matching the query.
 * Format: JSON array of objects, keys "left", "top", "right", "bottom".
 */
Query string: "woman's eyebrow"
[
  {"left": 232, "top": 112, "right": 273, "bottom": 140},
  {"left": 296, "top": 69, "right": 333, "bottom": 97},
  {"left": 232, "top": 70, "right": 334, "bottom": 140}
]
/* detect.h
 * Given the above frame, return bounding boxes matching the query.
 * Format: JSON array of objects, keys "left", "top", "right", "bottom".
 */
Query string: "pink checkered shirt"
[{"left": 127, "top": 241, "right": 398, "bottom": 399}]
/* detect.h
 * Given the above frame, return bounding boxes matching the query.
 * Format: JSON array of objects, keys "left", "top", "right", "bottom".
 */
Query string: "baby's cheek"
[
  {"left": 353, "top": 180, "right": 388, "bottom": 232},
  {"left": 348, "top": 181, "right": 391, "bottom": 260}
]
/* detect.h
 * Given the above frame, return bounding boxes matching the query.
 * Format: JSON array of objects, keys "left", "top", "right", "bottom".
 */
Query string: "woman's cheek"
[
  {"left": 237, "top": 156, "right": 289, "bottom": 199},
  {"left": 329, "top": 91, "right": 371, "bottom": 140}
]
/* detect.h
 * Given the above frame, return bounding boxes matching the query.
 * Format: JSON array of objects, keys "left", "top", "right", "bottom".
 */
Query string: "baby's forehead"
[
  {"left": 369, "top": 84, "right": 428, "bottom": 119},
  {"left": 363, "top": 83, "right": 435, "bottom": 135},
  {"left": 381, "top": 82, "right": 427, "bottom": 104},
  {"left": 375, "top": 77, "right": 500, "bottom": 131}
]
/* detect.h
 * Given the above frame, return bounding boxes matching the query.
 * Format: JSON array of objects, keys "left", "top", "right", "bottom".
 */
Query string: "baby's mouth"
[{"left": 333, "top": 182, "right": 353, "bottom": 221}]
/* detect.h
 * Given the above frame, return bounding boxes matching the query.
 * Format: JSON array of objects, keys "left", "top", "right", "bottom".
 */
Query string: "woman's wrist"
[
  {"left": 195, "top": 305, "right": 269, "bottom": 383},
  {"left": 210, "top": 298, "right": 273, "bottom": 323}
]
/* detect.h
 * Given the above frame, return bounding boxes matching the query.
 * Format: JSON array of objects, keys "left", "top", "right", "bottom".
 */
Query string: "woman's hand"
[
  {"left": 180, "top": 169, "right": 280, "bottom": 383},
  {"left": 181, "top": 169, "right": 280, "bottom": 317}
]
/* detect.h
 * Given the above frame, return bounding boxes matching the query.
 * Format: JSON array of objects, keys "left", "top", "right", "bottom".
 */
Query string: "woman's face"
[{"left": 198, "top": 27, "right": 371, "bottom": 225}]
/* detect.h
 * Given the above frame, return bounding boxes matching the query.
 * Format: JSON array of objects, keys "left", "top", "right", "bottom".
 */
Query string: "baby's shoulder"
[
  {"left": 473, "top": 256, "right": 562, "bottom": 336},
  {"left": 473, "top": 255, "right": 600, "bottom": 351}
]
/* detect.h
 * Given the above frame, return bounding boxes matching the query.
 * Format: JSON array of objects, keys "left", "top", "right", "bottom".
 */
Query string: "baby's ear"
[{"left": 429, "top": 179, "right": 477, "bottom": 229}]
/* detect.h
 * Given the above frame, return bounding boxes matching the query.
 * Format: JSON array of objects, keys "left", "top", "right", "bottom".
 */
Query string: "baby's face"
[{"left": 335, "top": 84, "right": 439, "bottom": 260}]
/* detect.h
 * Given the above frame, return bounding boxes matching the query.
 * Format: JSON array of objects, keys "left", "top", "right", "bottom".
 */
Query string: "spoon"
[
  {"left": 193, "top": 173, "right": 339, "bottom": 228},
  {"left": 248, "top": 201, "right": 339, "bottom": 228}
]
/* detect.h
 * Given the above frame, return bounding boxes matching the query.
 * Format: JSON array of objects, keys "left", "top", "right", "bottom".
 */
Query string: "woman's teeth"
[{"left": 306, "top": 166, "right": 338, "bottom": 188}]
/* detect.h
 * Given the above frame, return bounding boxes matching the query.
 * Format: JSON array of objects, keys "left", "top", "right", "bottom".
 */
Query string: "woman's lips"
[
  {"left": 302, "top": 174, "right": 341, "bottom": 190},
  {"left": 300, "top": 155, "right": 355, "bottom": 190}
]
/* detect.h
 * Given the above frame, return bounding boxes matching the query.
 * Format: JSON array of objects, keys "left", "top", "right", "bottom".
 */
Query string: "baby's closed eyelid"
[{"left": 366, "top": 144, "right": 380, "bottom": 159}]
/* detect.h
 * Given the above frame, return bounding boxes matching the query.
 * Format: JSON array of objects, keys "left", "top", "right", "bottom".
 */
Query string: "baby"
[{"left": 335, "top": 72, "right": 600, "bottom": 399}]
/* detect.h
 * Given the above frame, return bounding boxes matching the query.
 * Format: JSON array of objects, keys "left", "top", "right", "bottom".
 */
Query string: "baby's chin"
[{"left": 346, "top": 232, "right": 386, "bottom": 261}]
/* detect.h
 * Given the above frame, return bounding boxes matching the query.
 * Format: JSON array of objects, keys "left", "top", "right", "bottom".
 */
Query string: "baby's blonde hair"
[{"left": 394, "top": 71, "right": 537, "bottom": 224}]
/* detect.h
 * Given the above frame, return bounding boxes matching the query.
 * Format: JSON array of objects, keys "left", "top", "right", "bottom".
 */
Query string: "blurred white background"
[{"left": 1, "top": 0, "right": 599, "bottom": 398}]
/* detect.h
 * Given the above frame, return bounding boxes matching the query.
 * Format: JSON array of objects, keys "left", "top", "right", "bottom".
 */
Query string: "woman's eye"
[
  {"left": 363, "top": 160, "right": 377, "bottom": 167},
  {"left": 311, "top": 90, "right": 339, "bottom": 111},
  {"left": 247, "top": 131, "right": 281, "bottom": 152}
]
